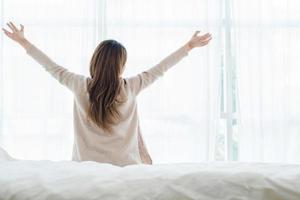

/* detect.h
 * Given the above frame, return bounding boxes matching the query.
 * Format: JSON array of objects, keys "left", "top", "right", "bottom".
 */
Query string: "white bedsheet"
[{"left": 0, "top": 149, "right": 300, "bottom": 200}]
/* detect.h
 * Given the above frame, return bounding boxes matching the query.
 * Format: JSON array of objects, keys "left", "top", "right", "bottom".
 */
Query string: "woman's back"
[{"left": 72, "top": 78, "right": 144, "bottom": 166}]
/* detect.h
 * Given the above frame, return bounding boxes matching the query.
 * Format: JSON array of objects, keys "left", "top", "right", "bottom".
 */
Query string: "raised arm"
[
  {"left": 127, "top": 31, "right": 212, "bottom": 95},
  {"left": 2, "top": 22, "right": 85, "bottom": 93}
]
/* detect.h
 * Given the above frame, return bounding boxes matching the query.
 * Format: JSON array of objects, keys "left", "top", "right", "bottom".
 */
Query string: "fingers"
[
  {"left": 193, "top": 31, "right": 201, "bottom": 37},
  {"left": 6, "top": 22, "right": 19, "bottom": 32},
  {"left": 9, "top": 22, "right": 18, "bottom": 31},
  {"left": 6, "top": 23, "right": 14, "bottom": 32},
  {"left": 197, "top": 33, "right": 212, "bottom": 44},
  {"left": 198, "top": 33, "right": 212, "bottom": 40},
  {"left": 2, "top": 28, "right": 10, "bottom": 34},
  {"left": 198, "top": 36, "right": 212, "bottom": 47},
  {"left": 20, "top": 24, "right": 24, "bottom": 31},
  {"left": 202, "top": 39, "right": 212, "bottom": 45},
  {"left": 202, "top": 34, "right": 212, "bottom": 42},
  {"left": 2, "top": 28, "right": 13, "bottom": 38},
  {"left": 201, "top": 35, "right": 212, "bottom": 43},
  {"left": 2, "top": 28, "right": 12, "bottom": 35}
]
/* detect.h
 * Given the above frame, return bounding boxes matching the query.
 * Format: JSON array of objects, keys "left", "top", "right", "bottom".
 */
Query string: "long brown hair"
[{"left": 88, "top": 40, "right": 127, "bottom": 131}]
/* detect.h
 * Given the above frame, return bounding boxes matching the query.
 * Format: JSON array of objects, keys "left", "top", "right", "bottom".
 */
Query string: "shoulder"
[
  {"left": 72, "top": 75, "right": 89, "bottom": 95},
  {"left": 124, "top": 76, "right": 143, "bottom": 96}
]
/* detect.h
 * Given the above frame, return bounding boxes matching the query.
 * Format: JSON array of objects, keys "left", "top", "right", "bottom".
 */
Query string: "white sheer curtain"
[
  {"left": 105, "top": 0, "right": 221, "bottom": 163},
  {"left": 234, "top": 0, "right": 300, "bottom": 163},
  {"left": 0, "top": 0, "right": 221, "bottom": 162}
]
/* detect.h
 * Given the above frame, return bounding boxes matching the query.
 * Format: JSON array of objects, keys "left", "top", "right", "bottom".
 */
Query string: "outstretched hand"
[
  {"left": 2, "top": 22, "right": 31, "bottom": 50},
  {"left": 2, "top": 22, "right": 25, "bottom": 42},
  {"left": 186, "top": 31, "right": 212, "bottom": 51}
]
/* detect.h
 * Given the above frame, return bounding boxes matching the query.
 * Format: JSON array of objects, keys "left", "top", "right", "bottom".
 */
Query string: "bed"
[{"left": 0, "top": 148, "right": 300, "bottom": 200}]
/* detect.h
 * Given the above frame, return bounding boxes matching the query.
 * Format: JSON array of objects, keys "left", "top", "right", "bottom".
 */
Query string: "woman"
[{"left": 2, "top": 22, "right": 212, "bottom": 166}]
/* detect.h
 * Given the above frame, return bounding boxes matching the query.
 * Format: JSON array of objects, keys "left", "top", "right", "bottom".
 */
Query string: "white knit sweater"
[{"left": 27, "top": 44, "right": 189, "bottom": 166}]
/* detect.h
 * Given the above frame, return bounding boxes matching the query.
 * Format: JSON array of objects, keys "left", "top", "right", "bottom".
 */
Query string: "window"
[{"left": 1, "top": 0, "right": 299, "bottom": 163}]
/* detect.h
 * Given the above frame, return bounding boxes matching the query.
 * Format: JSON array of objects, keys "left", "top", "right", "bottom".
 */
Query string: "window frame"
[{"left": 221, "top": 0, "right": 237, "bottom": 161}]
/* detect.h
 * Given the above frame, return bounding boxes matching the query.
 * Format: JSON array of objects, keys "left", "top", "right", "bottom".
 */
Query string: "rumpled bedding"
[{"left": 0, "top": 148, "right": 299, "bottom": 200}]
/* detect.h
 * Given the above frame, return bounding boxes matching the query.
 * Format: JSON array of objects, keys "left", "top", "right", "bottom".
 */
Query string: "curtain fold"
[{"left": 234, "top": 0, "right": 300, "bottom": 163}]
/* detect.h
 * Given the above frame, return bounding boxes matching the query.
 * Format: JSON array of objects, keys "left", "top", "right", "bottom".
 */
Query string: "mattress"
[{"left": 0, "top": 149, "right": 300, "bottom": 200}]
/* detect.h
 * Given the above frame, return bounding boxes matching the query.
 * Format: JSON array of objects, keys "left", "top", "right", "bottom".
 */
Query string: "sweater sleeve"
[
  {"left": 126, "top": 45, "right": 189, "bottom": 95},
  {"left": 26, "top": 44, "right": 86, "bottom": 93}
]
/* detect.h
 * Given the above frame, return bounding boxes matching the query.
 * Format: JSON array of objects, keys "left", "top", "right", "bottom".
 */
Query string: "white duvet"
[{"left": 0, "top": 148, "right": 300, "bottom": 200}]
